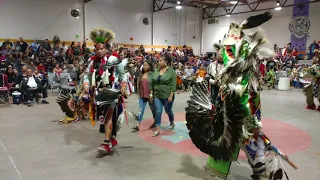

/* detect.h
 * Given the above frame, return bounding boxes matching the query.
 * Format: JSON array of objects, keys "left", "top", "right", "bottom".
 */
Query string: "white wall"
[
  {"left": 0, "top": 0, "right": 202, "bottom": 54},
  {"left": 153, "top": 7, "right": 202, "bottom": 54},
  {"left": 201, "top": 1, "right": 320, "bottom": 53},
  {"left": 0, "top": 0, "right": 83, "bottom": 41}
]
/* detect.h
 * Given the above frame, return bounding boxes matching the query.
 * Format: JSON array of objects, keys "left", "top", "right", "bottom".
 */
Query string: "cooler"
[{"left": 12, "top": 91, "right": 22, "bottom": 104}]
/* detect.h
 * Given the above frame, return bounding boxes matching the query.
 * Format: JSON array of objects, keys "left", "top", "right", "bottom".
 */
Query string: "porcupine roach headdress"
[
  {"left": 90, "top": 28, "right": 115, "bottom": 49},
  {"left": 186, "top": 12, "right": 273, "bottom": 161}
]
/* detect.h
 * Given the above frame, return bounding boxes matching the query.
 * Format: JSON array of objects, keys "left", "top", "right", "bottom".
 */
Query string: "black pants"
[{"left": 21, "top": 85, "right": 48, "bottom": 102}]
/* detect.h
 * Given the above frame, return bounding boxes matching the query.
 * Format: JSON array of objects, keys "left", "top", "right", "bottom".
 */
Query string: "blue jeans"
[
  {"left": 154, "top": 96, "right": 175, "bottom": 126},
  {"left": 138, "top": 98, "right": 156, "bottom": 122}
]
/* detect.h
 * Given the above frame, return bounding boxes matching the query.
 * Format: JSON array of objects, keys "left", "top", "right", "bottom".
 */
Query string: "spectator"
[
  {"left": 182, "top": 63, "right": 194, "bottom": 91},
  {"left": 31, "top": 39, "right": 40, "bottom": 53},
  {"left": 1, "top": 39, "right": 13, "bottom": 50},
  {"left": 43, "top": 39, "right": 51, "bottom": 52},
  {"left": 18, "top": 37, "right": 29, "bottom": 56},
  {"left": 20, "top": 69, "right": 49, "bottom": 106},
  {"left": 131, "top": 60, "right": 156, "bottom": 132},
  {"left": 2, "top": 44, "right": 12, "bottom": 56},
  {"left": 196, "top": 64, "right": 206, "bottom": 78},
  {"left": 6, "top": 54, "right": 18, "bottom": 70},
  {"left": 150, "top": 54, "right": 176, "bottom": 137},
  {"left": 37, "top": 62, "right": 46, "bottom": 72},
  {"left": 309, "top": 40, "right": 319, "bottom": 59},
  {"left": 0, "top": 59, "right": 8, "bottom": 73}
]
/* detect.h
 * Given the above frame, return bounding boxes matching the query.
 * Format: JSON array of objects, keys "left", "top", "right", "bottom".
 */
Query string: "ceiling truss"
[{"left": 153, "top": 0, "right": 319, "bottom": 19}]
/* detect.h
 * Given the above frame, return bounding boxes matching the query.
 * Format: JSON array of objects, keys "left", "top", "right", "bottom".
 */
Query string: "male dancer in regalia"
[{"left": 85, "top": 29, "right": 128, "bottom": 154}]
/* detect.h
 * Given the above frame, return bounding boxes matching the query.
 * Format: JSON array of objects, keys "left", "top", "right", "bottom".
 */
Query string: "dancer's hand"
[{"left": 168, "top": 96, "right": 173, "bottom": 102}]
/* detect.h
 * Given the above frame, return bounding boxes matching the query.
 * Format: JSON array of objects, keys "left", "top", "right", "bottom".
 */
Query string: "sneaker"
[
  {"left": 152, "top": 131, "right": 160, "bottom": 137},
  {"left": 306, "top": 104, "right": 316, "bottom": 110},
  {"left": 167, "top": 123, "right": 175, "bottom": 131},
  {"left": 42, "top": 100, "right": 49, "bottom": 104},
  {"left": 27, "top": 101, "right": 32, "bottom": 107},
  {"left": 110, "top": 138, "right": 118, "bottom": 147},
  {"left": 131, "top": 125, "right": 139, "bottom": 132},
  {"left": 98, "top": 142, "right": 113, "bottom": 154}
]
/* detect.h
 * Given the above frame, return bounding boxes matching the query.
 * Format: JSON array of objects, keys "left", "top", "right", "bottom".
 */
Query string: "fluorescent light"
[
  {"left": 275, "top": 6, "right": 282, "bottom": 10},
  {"left": 176, "top": 5, "right": 182, "bottom": 9},
  {"left": 226, "top": 14, "right": 231, "bottom": 17},
  {"left": 230, "top": 1, "right": 237, "bottom": 4}
]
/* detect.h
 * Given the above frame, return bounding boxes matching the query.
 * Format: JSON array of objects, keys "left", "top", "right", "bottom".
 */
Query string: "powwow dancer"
[
  {"left": 303, "top": 63, "right": 320, "bottom": 111},
  {"left": 85, "top": 28, "right": 130, "bottom": 154},
  {"left": 185, "top": 12, "right": 297, "bottom": 180}
]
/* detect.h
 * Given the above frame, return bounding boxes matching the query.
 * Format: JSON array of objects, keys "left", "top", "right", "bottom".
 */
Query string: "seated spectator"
[
  {"left": 63, "top": 64, "right": 77, "bottom": 80},
  {"left": 182, "top": 63, "right": 194, "bottom": 91},
  {"left": 5, "top": 66, "right": 16, "bottom": 89},
  {"left": 196, "top": 64, "right": 206, "bottom": 78},
  {"left": 2, "top": 44, "right": 12, "bottom": 56},
  {"left": 6, "top": 54, "right": 18, "bottom": 70},
  {"left": 53, "top": 64, "right": 63, "bottom": 76},
  {"left": 20, "top": 69, "right": 49, "bottom": 106},
  {"left": 0, "top": 59, "right": 8, "bottom": 73},
  {"left": 37, "top": 62, "right": 46, "bottom": 72},
  {"left": 1, "top": 39, "right": 13, "bottom": 50}
]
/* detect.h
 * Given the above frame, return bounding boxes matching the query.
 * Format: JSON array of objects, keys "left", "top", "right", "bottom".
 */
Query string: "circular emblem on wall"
[{"left": 289, "top": 16, "right": 310, "bottom": 39}]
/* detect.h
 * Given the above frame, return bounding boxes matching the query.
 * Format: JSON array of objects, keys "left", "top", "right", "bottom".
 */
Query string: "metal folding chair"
[
  {"left": 48, "top": 72, "right": 60, "bottom": 95},
  {"left": 0, "top": 73, "right": 11, "bottom": 107}
]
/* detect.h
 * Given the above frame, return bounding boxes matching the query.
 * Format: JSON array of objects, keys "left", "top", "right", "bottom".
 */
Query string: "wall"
[
  {"left": 0, "top": 0, "right": 202, "bottom": 54},
  {"left": 201, "top": 0, "right": 320, "bottom": 53},
  {"left": 153, "top": 7, "right": 202, "bottom": 55}
]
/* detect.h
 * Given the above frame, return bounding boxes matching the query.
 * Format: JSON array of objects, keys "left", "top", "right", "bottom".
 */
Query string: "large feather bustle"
[
  {"left": 240, "top": 11, "right": 272, "bottom": 29},
  {"left": 90, "top": 28, "right": 115, "bottom": 44},
  {"left": 185, "top": 82, "right": 244, "bottom": 161},
  {"left": 56, "top": 91, "right": 75, "bottom": 118}
]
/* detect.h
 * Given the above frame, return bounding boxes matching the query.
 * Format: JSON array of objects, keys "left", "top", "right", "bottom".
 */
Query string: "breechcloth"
[{"left": 98, "top": 101, "right": 123, "bottom": 137}]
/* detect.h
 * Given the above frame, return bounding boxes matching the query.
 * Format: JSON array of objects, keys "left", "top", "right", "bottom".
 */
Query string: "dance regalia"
[
  {"left": 185, "top": 12, "right": 297, "bottom": 180},
  {"left": 56, "top": 77, "right": 88, "bottom": 124},
  {"left": 86, "top": 54, "right": 129, "bottom": 132},
  {"left": 303, "top": 64, "right": 320, "bottom": 111}
]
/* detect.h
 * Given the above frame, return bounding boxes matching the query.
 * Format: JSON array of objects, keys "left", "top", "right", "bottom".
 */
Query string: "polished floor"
[{"left": 0, "top": 88, "right": 319, "bottom": 180}]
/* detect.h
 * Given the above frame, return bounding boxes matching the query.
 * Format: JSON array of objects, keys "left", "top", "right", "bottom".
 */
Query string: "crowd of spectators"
[{"left": 0, "top": 37, "right": 217, "bottom": 106}]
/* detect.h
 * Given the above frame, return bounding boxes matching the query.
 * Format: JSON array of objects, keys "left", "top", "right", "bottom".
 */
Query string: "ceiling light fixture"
[
  {"left": 176, "top": 5, "right": 182, "bottom": 9},
  {"left": 226, "top": 14, "right": 231, "bottom": 17},
  {"left": 275, "top": 6, "right": 282, "bottom": 10},
  {"left": 177, "top": 1, "right": 181, "bottom": 4},
  {"left": 230, "top": 1, "right": 238, "bottom": 5}
]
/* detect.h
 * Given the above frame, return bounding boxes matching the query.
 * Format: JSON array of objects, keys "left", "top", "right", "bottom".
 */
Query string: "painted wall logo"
[{"left": 289, "top": 16, "right": 310, "bottom": 39}]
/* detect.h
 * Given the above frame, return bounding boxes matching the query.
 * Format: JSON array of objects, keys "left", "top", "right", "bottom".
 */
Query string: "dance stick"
[
  {"left": 270, "top": 144, "right": 298, "bottom": 169},
  {"left": 260, "top": 135, "right": 298, "bottom": 169}
]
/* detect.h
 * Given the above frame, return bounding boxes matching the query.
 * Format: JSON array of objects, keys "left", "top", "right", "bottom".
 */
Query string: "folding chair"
[
  {"left": 0, "top": 73, "right": 11, "bottom": 107},
  {"left": 59, "top": 77, "right": 76, "bottom": 96},
  {"left": 48, "top": 72, "right": 60, "bottom": 95}
]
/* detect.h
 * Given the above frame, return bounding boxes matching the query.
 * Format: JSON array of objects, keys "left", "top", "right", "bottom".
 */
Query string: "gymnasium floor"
[{"left": 0, "top": 89, "right": 319, "bottom": 180}]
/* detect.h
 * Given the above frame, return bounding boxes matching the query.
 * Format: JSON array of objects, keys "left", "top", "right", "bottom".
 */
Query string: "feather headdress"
[{"left": 90, "top": 28, "right": 115, "bottom": 44}]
